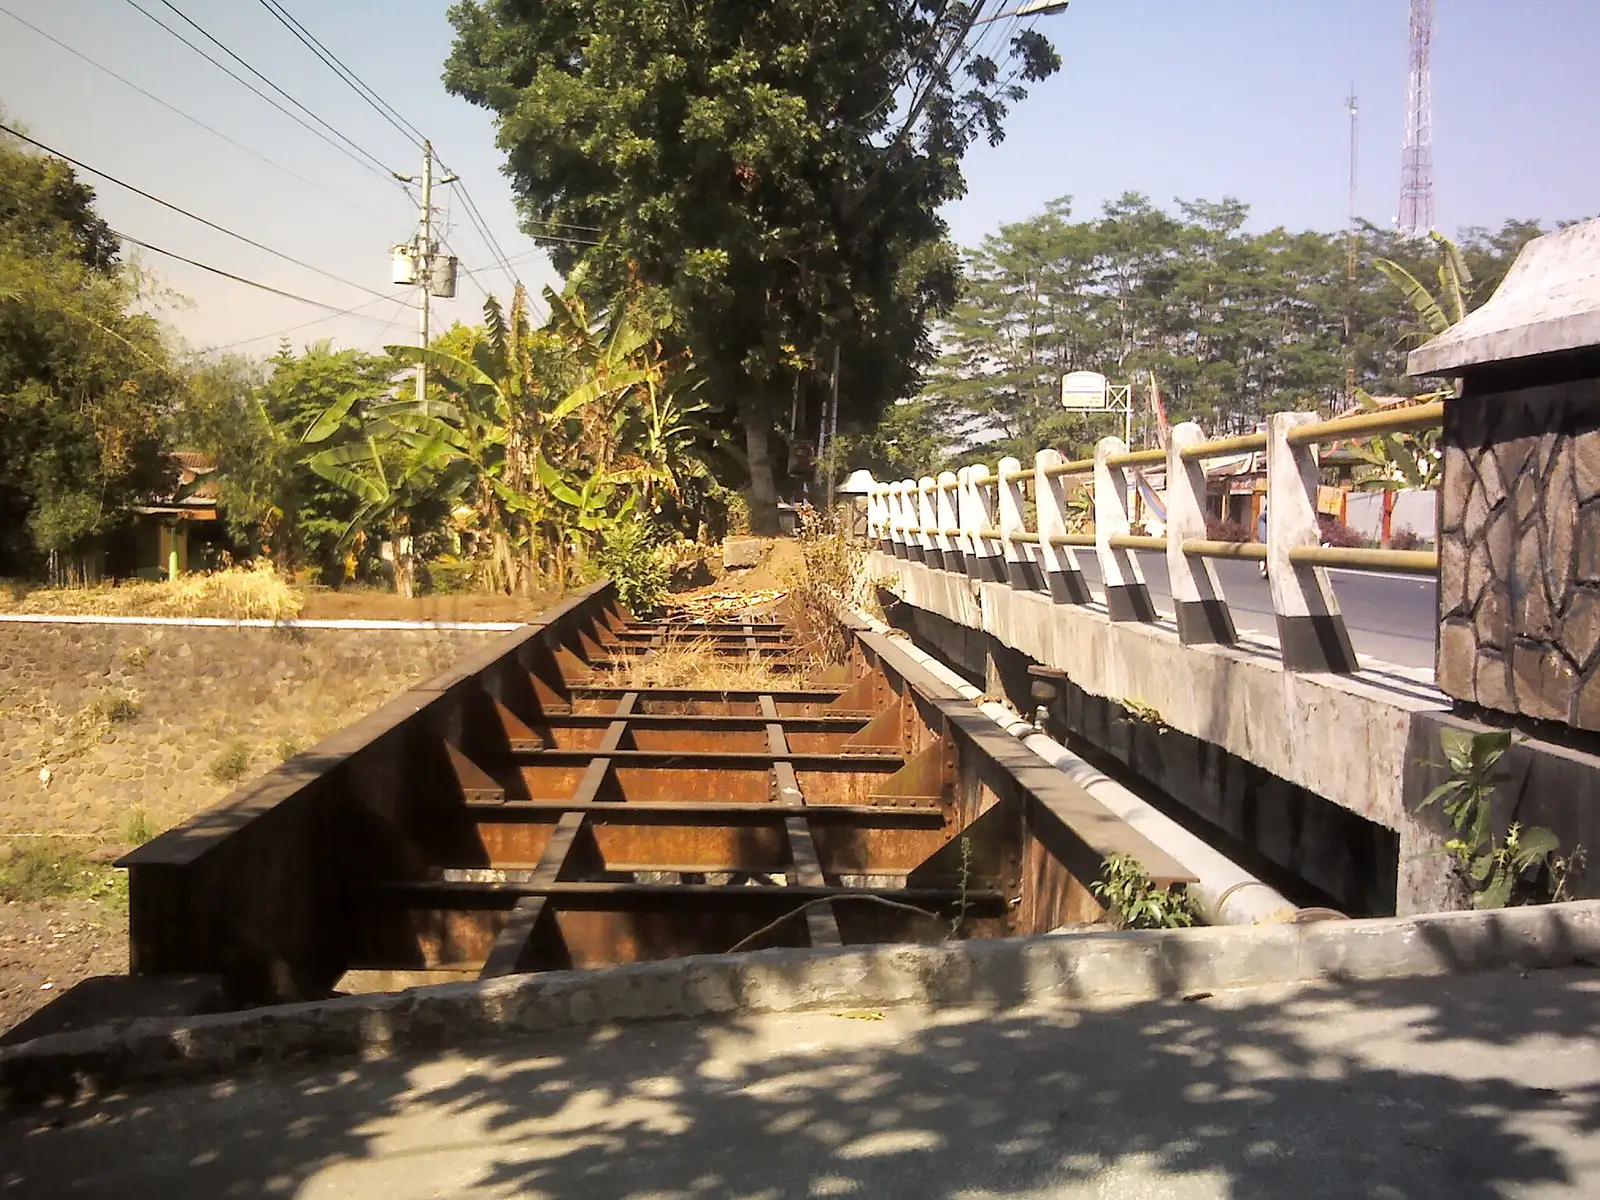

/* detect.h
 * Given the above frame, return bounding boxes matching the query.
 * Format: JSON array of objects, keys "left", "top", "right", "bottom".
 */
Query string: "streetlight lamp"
[{"left": 973, "top": 0, "right": 1069, "bottom": 26}]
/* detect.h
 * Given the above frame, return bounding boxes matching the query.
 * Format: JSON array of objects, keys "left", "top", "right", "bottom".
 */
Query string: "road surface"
[
  {"left": 1073, "top": 552, "right": 1438, "bottom": 670},
  {"left": 2, "top": 967, "right": 1595, "bottom": 1198}
]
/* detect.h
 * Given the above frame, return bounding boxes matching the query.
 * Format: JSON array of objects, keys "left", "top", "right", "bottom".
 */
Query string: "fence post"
[
  {"left": 997, "top": 456, "right": 1040, "bottom": 590},
  {"left": 1267, "top": 413, "right": 1359, "bottom": 673},
  {"left": 1034, "top": 449, "right": 1092, "bottom": 603},
  {"left": 935, "top": 472, "right": 963, "bottom": 575},
  {"left": 916, "top": 476, "right": 941, "bottom": 569},
  {"left": 1094, "top": 437, "right": 1156, "bottom": 621},
  {"left": 964, "top": 466, "right": 1005, "bottom": 582},
  {"left": 1167, "top": 422, "right": 1238, "bottom": 645}
]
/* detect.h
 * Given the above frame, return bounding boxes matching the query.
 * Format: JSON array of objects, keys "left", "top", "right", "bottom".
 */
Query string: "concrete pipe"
[{"left": 851, "top": 610, "right": 1303, "bottom": 927}]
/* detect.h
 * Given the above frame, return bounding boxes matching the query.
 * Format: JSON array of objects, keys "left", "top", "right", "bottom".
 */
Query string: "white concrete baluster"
[
  {"left": 997, "top": 457, "right": 1039, "bottom": 590},
  {"left": 1093, "top": 437, "right": 1156, "bottom": 621},
  {"left": 901, "top": 481, "right": 922, "bottom": 563},
  {"left": 1034, "top": 449, "right": 1092, "bottom": 604},
  {"left": 916, "top": 477, "right": 941, "bottom": 569},
  {"left": 884, "top": 484, "right": 904, "bottom": 559},
  {"left": 968, "top": 466, "right": 1005, "bottom": 583},
  {"left": 1166, "top": 423, "right": 1237, "bottom": 645},
  {"left": 1267, "top": 414, "right": 1358, "bottom": 672},
  {"left": 935, "top": 472, "right": 963, "bottom": 575},
  {"left": 955, "top": 467, "right": 979, "bottom": 579}
]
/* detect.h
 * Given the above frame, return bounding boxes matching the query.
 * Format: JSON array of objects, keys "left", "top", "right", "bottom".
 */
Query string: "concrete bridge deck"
[{"left": 3, "top": 965, "right": 1595, "bottom": 1198}]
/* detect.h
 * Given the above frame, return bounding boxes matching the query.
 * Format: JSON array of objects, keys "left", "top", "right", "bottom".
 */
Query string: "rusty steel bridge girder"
[{"left": 116, "top": 582, "right": 1195, "bottom": 1008}]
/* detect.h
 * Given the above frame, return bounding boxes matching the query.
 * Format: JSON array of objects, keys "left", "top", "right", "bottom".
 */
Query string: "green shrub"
[
  {"left": 594, "top": 523, "right": 670, "bottom": 617},
  {"left": 1092, "top": 853, "right": 1199, "bottom": 929},
  {"left": 277, "top": 737, "right": 301, "bottom": 762},
  {"left": 209, "top": 738, "right": 252, "bottom": 785},
  {"left": 422, "top": 554, "right": 477, "bottom": 594}
]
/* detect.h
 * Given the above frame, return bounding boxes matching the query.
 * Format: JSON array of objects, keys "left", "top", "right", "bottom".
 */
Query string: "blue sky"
[{"left": 1, "top": 1, "right": 1594, "bottom": 356}]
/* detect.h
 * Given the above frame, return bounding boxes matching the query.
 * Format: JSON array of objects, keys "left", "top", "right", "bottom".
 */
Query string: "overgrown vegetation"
[
  {"left": 120, "top": 806, "right": 155, "bottom": 846},
  {"left": 208, "top": 738, "right": 252, "bottom": 786},
  {"left": 1418, "top": 729, "right": 1572, "bottom": 910},
  {"left": 785, "top": 505, "right": 867, "bottom": 664},
  {"left": 1092, "top": 853, "right": 1199, "bottom": 930},
  {"left": 592, "top": 522, "right": 670, "bottom": 618},
  {"left": 2, "top": 561, "right": 301, "bottom": 620},
  {"left": 609, "top": 639, "right": 788, "bottom": 692},
  {"left": 0, "top": 839, "right": 125, "bottom": 909}
]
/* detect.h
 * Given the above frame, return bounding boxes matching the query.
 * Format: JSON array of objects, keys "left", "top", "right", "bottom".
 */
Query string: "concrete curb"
[{"left": 5, "top": 901, "right": 1598, "bottom": 1107}]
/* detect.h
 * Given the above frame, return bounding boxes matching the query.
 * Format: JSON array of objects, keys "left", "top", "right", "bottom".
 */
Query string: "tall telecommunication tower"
[{"left": 1397, "top": 0, "right": 1435, "bottom": 237}]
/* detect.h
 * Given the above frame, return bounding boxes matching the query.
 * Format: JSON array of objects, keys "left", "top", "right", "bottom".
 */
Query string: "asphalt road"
[
  {"left": 1073, "top": 551, "right": 1439, "bottom": 670},
  {"left": 3, "top": 968, "right": 1596, "bottom": 1198}
]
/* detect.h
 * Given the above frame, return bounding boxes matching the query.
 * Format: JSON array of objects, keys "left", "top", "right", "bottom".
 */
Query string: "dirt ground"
[{"left": 0, "top": 897, "right": 127, "bottom": 1039}]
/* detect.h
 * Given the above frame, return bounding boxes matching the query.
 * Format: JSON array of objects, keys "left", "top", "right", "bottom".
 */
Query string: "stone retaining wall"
[
  {"left": 0, "top": 624, "right": 503, "bottom": 840},
  {"left": 1439, "top": 376, "right": 1600, "bottom": 727}
]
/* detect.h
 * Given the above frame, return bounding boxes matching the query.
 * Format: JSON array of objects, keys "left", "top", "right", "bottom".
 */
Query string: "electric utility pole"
[{"left": 396, "top": 140, "right": 457, "bottom": 405}]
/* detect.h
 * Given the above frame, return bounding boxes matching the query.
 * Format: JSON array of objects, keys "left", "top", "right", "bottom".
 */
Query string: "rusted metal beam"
[
  {"left": 765, "top": 706, "right": 841, "bottom": 949},
  {"left": 479, "top": 693, "right": 638, "bottom": 979}
]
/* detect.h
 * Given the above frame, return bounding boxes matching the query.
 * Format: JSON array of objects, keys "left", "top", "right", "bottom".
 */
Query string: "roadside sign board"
[{"left": 1061, "top": 370, "right": 1109, "bottom": 411}]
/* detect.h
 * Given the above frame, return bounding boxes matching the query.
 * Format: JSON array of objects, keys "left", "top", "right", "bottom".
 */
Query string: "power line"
[
  {"left": 0, "top": 122, "right": 395, "bottom": 302},
  {"left": 145, "top": 0, "right": 401, "bottom": 179},
  {"left": 254, "top": 0, "right": 427, "bottom": 151},
  {"left": 120, "top": 0, "right": 402, "bottom": 189},
  {"left": 0, "top": 4, "right": 389, "bottom": 223},
  {"left": 363, "top": 286, "right": 423, "bottom": 353},
  {"left": 209, "top": 294, "right": 409, "bottom": 351},
  {"left": 115, "top": 229, "right": 410, "bottom": 317}
]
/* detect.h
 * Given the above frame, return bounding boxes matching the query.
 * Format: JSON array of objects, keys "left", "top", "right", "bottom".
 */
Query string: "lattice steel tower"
[{"left": 1397, "top": 0, "right": 1435, "bottom": 236}]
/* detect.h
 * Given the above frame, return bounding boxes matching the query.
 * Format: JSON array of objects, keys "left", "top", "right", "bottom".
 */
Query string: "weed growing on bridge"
[
  {"left": 1092, "top": 854, "right": 1199, "bottom": 930},
  {"left": 1419, "top": 728, "right": 1561, "bottom": 910},
  {"left": 209, "top": 739, "right": 252, "bottom": 786}
]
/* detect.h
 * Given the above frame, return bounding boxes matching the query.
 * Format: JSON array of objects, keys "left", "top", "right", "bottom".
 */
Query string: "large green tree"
[
  {"left": 924, "top": 196, "right": 1546, "bottom": 459},
  {"left": 0, "top": 127, "right": 179, "bottom": 576},
  {"left": 444, "top": 0, "right": 1058, "bottom": 531}
]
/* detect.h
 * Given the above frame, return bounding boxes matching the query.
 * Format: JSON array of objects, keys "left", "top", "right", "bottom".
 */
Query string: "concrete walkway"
[{"left": 2, "top": 967, "right": 1597, "bottom": 1198}]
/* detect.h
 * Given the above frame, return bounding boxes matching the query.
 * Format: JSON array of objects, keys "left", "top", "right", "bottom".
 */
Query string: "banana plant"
[{"left": 1374, "top": 231, "right": 1473, "bottom": 343}]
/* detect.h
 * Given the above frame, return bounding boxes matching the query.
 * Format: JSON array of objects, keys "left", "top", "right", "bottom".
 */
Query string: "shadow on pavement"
[{"left": 2, "top": 965, "right": 1598, "bottom": 1198}]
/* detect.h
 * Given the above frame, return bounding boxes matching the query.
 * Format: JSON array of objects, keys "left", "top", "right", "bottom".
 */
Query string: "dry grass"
[
  {"left": 604, "top": 638, "right": 810, "bottom": 690},
  {"left": 2, "top": 562, "right": 302, "bottom": 621}
]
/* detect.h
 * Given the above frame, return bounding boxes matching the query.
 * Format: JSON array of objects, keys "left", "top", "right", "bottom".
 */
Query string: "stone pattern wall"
[
  {"left": 1439, "top": 377, "right": 1600, "bottom": 728},
  {"left": 0, "top": 624, "right": 504, "bottom": 841}
]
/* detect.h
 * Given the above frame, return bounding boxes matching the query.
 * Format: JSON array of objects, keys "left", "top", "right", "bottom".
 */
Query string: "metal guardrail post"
[
  {"left": 935, "top": 472, "right": 963, "bottom": 574},
  {"left": 965, "top": 466, "right": 1006, "bottom": 582},
  {"left": 1267, "top": 413, "right": 1359, "bottom": 673},
  {"left": 1166, "top": 422, "right": 1238, "bottom": 645},
  {"left": 998, "top": 456, "right": 1041, "bottom": 590},
  {"left": 1034, "top": 448, "right": 1092, "bottom": 604},
  {"left": 916, "top": 476, "right": 941, "bottom": 569},
  {"left": 1094, "top": 437, "right": 1156, "bottom": 621}
]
